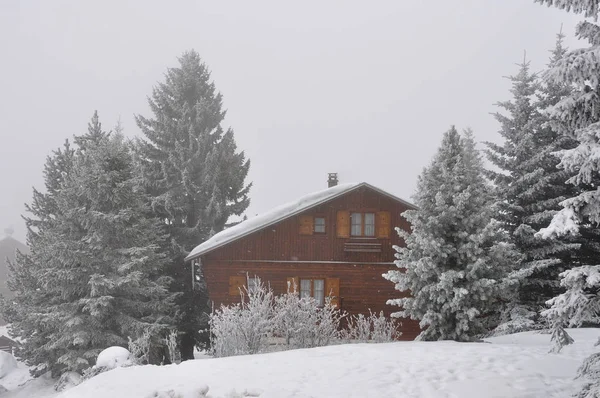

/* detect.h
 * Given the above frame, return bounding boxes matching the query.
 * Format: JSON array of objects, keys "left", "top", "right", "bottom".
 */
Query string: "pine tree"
[
  {"left": 485, "top": 44, "right": 579, "bottom": 333},
  {"left": 532, "top": 1, "right": 600, "bottom": 395},
  {"left": 135, "top": 50, "right": 251, "bottom": 360},
  {"left": 3, "top": 113, "right": 176, "bottom": 376},
  {"left": 384, "top": 127, "right": 517, "bottom": 341},
  {"left": 1, "top": 139, "right": 76, "bottom": 376}
]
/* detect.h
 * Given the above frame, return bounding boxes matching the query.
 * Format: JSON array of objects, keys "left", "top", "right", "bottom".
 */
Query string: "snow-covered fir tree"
[
  {"left": 1, "top": 139, "right": 76, "bottom": 376},
  {"left": 532, "top": 0, "right": 600, "bottom": 395},
  {"left": 3, "top": 113, "right": 176, "bottom": 376},
  {"left": 485, "top": 45, "right": 579, "bottom": 333},
  {"left": 135, "top": 50, "right": 251, "bottom": 360},
  {"left": 384, "top": 127, "right": 518, "bottom": 341}
]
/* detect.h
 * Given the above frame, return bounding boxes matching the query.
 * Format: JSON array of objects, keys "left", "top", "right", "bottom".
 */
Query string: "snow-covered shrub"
[
  {"left": 311, "top": 297, "right": 345, "bottom": 347},
  {"left": 96, "top": 346, "right": 133, "bottom": 369},
  {"left": 370, "top": 311, "right": 400, "bottom": 343},
  {"left": 82, "top": 365, "right": 109, "bottom": 381},
  {"left": 272, "top": 289, "right": 302, "bottom": 346},
  {"left": 345, "top": 310, "right": 399, "bottom": 343},
  {"left": 79, "top": 346, "right": 135, "bottom": 382},
  {"left": 210, "top": 304, "right": 243, "bottom": 358},
  {"left": 345, "top": 313, "right": 371, "bottom": 342},
  {"left": 575, "top": 351, "right": 600, "bottom": 398},
  {"left": 490, "top": 305, "right": 541, "bottom": 337},
  {"left": 211, "top": 278, "right": 346, "bottom": 355},
  {"left": 541, "top": 266, "right": 600, "bottom": 353},
  {"left": 128, "top": 329, "right": 152, "bottom": 364},
  {"left": 272, "top": 290, "right": 344, "bottom": 349},
  {"left": 272, "top": 288, "right": 299, "bottom": 346},
  {"left": 210, "top": 277, "right": 273, "bottom": 357},
  {"left": 164, "top": 330, "right": 180, "bottom": 364},
  {"left": 54, "top": 371, "right": 83, "bottom": 392},
  {"left": 237, "top": 279, "right": 274, "bottom": 354},
  {"left": 273, "top": 290, "right": 318, "bottom": 348},
  {"left": 548, "top": 324, "right": 575, "bottom": 354}
]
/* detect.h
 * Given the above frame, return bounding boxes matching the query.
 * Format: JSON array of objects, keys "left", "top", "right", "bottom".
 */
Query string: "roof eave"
[
  {"left": 184, "top": 184, "right": 363, "bottom": 262},
  {"left": 184, "top": 182, "right": 415, "bottom": 262}
]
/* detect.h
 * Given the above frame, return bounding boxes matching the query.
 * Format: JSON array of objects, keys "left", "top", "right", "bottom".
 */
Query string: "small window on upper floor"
[
  {"left": 299, "top": 215, "right": 326, "bottom": 235},
  {"left": 314, "top": 217, "right": 326, "bottom": 233},
  {"left": 350, "top": 212, "right": 375, "bottom": 237}
]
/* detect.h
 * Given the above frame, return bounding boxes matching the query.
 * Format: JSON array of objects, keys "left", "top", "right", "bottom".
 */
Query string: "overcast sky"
[{"left": 0, "top": 1, "right": 586, "bottom": 243}]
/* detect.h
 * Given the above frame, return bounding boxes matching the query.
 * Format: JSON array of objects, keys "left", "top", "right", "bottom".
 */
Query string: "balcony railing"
[{"left": 344, "top": 242, "right": 382, "bottom": 253}]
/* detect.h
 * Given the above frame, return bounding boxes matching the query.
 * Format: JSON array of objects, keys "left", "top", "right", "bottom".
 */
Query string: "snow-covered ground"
[{"left": 3, "top": 328, "right": 597, "bottom": 398}]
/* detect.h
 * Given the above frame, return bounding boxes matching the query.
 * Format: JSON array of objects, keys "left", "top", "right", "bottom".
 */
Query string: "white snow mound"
[
  {"left": 54, "top": 328, "right": 597, "bottom": 398},
  {"left": 96, "top": 346, "right": 132, "bottom": 369},
  {"left": 0, "top": 351, "right": 18, "bottom": 378}
]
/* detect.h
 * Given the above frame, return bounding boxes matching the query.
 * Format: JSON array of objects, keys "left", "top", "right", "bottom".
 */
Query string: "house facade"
[{"left": 185, "top": 177, "right": 421, "bottom": 340}]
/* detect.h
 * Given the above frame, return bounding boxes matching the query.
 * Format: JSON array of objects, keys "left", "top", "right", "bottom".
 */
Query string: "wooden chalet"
[
  {"left": 0, "top": 335, "right": 19, "bottom": 354},
  {"left": 185, "top": 174, "right": 421, "bottom": 340}
]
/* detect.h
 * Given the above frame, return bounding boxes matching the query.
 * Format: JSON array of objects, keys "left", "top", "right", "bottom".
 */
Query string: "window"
[
  {"left": 313, "top": 280, "right": 324, "bottom": 306},
  {"left": 300, "top": 279, "right": 311, "bottom": 299},
  {"left": 314, "top": 217, "right": 326, "bottom": 233},
  {"left": 350, "top": 212, "right": 376, "bottom": 237},
  {"left": 299, "top": 279, "right": 325, "bottom": 306},
  {"left": 247, "top": 276, "right": 260, "bottom": 293},
  {"left": 365, "top": 213, "right": 375, "bottom": 236},
  {"left": 299, "top": 215, "right": 326, "bottom": 235}
]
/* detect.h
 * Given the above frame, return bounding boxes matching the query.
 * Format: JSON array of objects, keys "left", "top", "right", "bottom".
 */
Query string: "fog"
[{"left": 0, "top": 0, "right": 584, "bottom": 243}]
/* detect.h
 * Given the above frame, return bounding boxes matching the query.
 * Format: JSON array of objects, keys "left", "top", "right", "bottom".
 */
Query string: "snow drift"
[{"left": 52, "top": 328, "right": 596, "bottom": 398}]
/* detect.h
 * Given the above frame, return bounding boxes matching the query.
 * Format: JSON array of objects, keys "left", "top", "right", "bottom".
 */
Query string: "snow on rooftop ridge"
[{"left": 185, "top": 182, "right": 362, "bottom": 260}]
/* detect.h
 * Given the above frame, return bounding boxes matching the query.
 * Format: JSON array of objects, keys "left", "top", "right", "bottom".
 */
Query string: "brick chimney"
[{"left": 328, "top": 173, "right": 338, "bottom": 188}]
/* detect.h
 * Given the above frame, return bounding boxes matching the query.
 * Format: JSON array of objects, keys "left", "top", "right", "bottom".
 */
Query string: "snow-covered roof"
[{"left": 185, "top": 182, "right": 415, "bottom": 261}]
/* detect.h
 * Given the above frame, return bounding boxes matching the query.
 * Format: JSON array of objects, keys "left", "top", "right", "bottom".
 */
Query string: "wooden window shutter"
[
  {"left": 286, "top": 276, "right": 299, "bottom": 293},
  {"left": 325, "top": 278, "right": 340, "bottom": 308},
  {"left": 376, "top": 211, "right": 391, "bottom": 239},
  {"left": 298, "top": 215, "right": 314, "bottom": 235},
  {"left": 336, "top": 211, "right": 350, "bottom": 238},
  {"left": 229, "top": 275, "right": 246, "bottom": 296}
]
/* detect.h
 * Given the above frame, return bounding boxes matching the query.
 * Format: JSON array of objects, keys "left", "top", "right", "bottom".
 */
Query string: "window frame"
[
  {"left": 350, "top": 212, "right": 376, "bottom": 237},
  {"left": 313, "top": 216, "right": 326, "bottom": 234},
  {"left": 299, "top": 278, "right": 326, "bottom": 306},
  {"left": 247, "top": 276, "right": 260, "bottom": 294}
]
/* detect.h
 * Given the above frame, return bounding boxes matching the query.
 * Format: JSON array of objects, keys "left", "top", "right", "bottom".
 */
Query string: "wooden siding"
[
  {"left": 204, "top": 261, "right": 421, "bottom": 341},
  {"left": 203, "top": 186, "right": 412, "bottom": 264},
  {"left": 200, "top": 185, "right": 421, "bottom": 340}
]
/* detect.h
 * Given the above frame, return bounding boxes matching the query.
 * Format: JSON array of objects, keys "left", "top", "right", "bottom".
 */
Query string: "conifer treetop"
[{"left": 534, "top": 0, "right": 600, "bottom": 20}]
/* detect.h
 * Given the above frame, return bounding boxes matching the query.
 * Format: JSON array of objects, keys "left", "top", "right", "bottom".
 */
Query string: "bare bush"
[
  {"left": 311, "top": 297, "right": 345, "bottom": 347},
  {"left": 273, "top": 289, "right": 319, "bottom": 348},
  {"left": 345, "top": 313, "right": 371, "bottom": 342},
  {"left": 128, "top": 329, "right": 152, "bottom": 364},
  {"left": 210, "top": 304, "right": 244, "bottom": 358},
  {"left": 210, "top": 277, "right": 274, "bottom": 357},
  {"left": 370, "top": 310, "right": 400, "bottom": 342},
  {"left": 211, "top": 277, "right": 346, "bottom": 355},
  {"left": 272, "top": 281, "right": 346, "bottom": 349},
  {"left": 164, "top": 330, "right": 180, "bottom": 364},
  {"left": 345, "top": 310, "right": 399, "bottom": 343}
]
